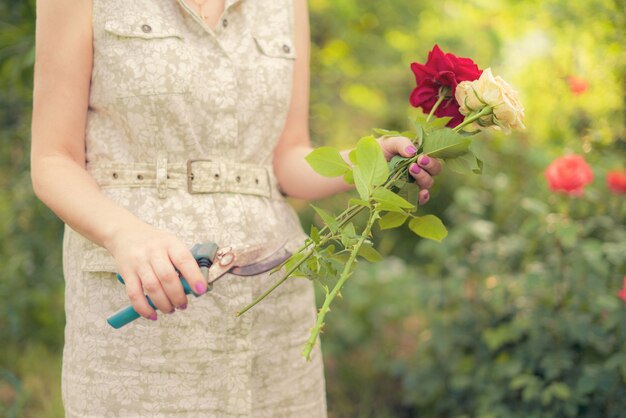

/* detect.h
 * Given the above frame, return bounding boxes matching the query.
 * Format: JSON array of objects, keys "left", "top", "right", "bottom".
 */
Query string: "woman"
[{"left": 30, "top": 0, "right": 441, "bottom": 416}]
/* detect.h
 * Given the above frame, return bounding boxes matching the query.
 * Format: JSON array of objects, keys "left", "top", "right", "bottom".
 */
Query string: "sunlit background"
[{"left": 1, "top": 0, "right": 625, "bottom": 416}]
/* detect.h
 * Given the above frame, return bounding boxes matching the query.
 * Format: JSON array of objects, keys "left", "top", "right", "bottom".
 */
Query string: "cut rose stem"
[
  {"left": 301, "top": 208, "right": 378, "bottom": 360},
  {"left": 235, "top": 204, "right": 368, "bottom": 317}
]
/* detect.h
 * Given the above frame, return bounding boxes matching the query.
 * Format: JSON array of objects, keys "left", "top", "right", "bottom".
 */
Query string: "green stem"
[
  {"left": 453, "top": 106, "right": 493, "bottom": 132},
  {"left": 426, "top": 95, "right": 447, "bottom": 123},
  {"left": 236, "top": 248, "right": 314, "bottom": 316},
  {"left": 301, "top": 210, "right": 378, "bottom": 360},
  {"left": 236, "top": 204, "right": 368, "bottom": 316}
]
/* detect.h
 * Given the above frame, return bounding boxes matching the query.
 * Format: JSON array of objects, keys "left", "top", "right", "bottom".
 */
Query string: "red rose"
[
  {"left": 606, "top": 169, "right": 626, "bottom": 194},
  {"left": 618, "top": 277, "right": 626, "bottom": 303},
  {"left": 409, "top": 45, "right": 483, "bottom": 127},
  {"left": 544, "top": 155, "right": 594, "bottom": 196},
  {"left": 567, "top": 76, "right": 589, "bottom": 96}
]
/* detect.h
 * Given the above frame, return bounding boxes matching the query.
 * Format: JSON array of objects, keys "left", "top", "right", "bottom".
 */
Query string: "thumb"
[{"left": 378, "top": 136, "right": 417, "bottom": 161}]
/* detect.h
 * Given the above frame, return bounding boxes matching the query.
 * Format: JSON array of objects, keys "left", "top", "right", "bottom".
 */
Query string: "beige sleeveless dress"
[{"left": 61, "top": 0, "right": 327, "bottom": 416}]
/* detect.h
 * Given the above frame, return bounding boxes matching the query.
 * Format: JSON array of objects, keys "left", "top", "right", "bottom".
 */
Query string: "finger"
[
  {"left": 122, "top": 271, "right": 157, "bottom": 320},
  {"left": 139, "top": 267, "right": 175, "bottom": 314},
  {"left": 418, "top": 189, "right": 430, "bottom": 205},
  {"left": 409, "top": 163, "right": 435, "bottom": 190},
  {"left": 169, "top": 244, "right": 207, "bottom": 296},
  {"left": 417, "top": 155, "right": 442, "bottom": 176},
  {"left": 379, "top": 136, "right": 418, "bottom": 160},
  {"left": 152, "top": 256, "right": 188, "bottom": 310}
]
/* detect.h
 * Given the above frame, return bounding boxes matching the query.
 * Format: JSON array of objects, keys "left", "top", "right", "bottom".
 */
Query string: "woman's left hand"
[{"left": 377, "top": 136, "right": 442, "bottom": 206}]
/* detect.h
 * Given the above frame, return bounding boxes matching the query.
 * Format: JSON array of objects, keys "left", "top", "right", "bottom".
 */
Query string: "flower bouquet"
[{"left": 238, "top": 45, "right": 526, "bottom": 359}]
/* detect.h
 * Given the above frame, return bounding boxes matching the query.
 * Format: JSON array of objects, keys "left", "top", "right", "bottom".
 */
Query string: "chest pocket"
[
  {"left": 250, "top": 33, "right": 296, "bottom": 107},
  {"left": 99, "top": 14, "right": 192, "bottom": 98}
]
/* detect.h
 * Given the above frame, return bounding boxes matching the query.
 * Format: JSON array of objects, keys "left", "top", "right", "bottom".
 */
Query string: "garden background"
[{"left": 1, "top": 0, "right": 625, "bottom": 416}]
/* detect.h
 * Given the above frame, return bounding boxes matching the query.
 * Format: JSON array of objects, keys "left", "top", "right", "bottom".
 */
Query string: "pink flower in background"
[
  {"left": 409, "top": 45, "right": 483, "bottom": 127},
  {"left": 567, "top": 76, "right": 589, "bottom": 96},
  {"left": 618, "top": 277, "right": 626, "bottom": 303},
  {"left": 606, "top": 170, "right": 626, "bottom": 194},
  {"left": 544, "top": 155, "right": 594, "bottom": 196}
]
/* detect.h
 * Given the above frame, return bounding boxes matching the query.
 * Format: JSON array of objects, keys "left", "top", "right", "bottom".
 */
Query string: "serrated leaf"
[
  {"left": 408, "top": 215, "right": 448, "bottom": 242},
  {"left": 379, "top": 212, "right": 409, "bottom": 230},
  {"left": 348, "top": 148, "right": 357, "bottom": 164},
  {"left": 343, "top": 169, "right": 354, "bottom": 184},
  {"left": 372, "top": 188, "right": 415, "bottom": 212},
  {"left": 352, "top": 166, "right": 370, "bottom": 200},
  {"left": 311, "top": 204, "right": 338, "bottom": 233},
  {"left": 310, "top": 225, "right": 320, "bottom": 243},
  {"left": 373, "top": 128, "right": 400, "bottom": 136},
  {"left": 284, "top": 252, "right": 306, "bottom": 273},
  {"left": 427, "top": 116, "right": 453, "bottom": 129},
  {"left": 388, "top": 155, "right": 410, "bottom": 172},
  {"left": 348, "top": 198, "right": 371, "bottom": 208},
  {"left": 422, "top": 129, "right": 471, "bottom": 159},
  {"left": 354, "top": 136, "right": 389, "bottom": 187},
  {"left": 445, "top": 153, "right": 479, "bottom": 174},
  {"left": 357, "top": 243, "right": 383, "bottom": 262},
  {"left": 305, "top": 147, "right": 351, "bottom": 177}
]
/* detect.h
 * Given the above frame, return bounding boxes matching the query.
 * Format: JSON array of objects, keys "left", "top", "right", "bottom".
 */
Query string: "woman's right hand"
[{"left": 105, "top": 222, "right": 208, "bottom": 320}]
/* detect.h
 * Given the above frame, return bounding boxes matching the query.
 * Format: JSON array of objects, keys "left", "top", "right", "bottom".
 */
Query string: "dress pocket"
[
  {"left": 81, "top": 244, "right": 118, "bottom": 273},
  {"left": 97, "top": 14, "right": 191, "bottom": 98},
  {"left": 250, "top": 34, "right": 296, "bottom": 106}
]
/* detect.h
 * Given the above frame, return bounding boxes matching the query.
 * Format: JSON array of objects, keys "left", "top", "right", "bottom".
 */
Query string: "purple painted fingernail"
[
  {"left": 178, "top": 304, "right": 187, "bottom": 311},
  {"left": 423, "top": 190, "right": 430, "bottom": 201},
  {"left": 195, "top": 282, "right": 207, "bottom": 295},
  {"left": 419, "top": 155, "right": 431, "bottom": 165},
  {"left": 405, "top": 145, "right": 417, "bottom": 155},
  {"left": 410, "top": 163, "right": 421, "bottom": 174},
  {"left": 149, "top": 313, "right": 157, "bottom": 321}
]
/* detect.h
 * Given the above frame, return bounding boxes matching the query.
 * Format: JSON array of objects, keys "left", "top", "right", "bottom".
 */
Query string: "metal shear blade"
[{"left": 206, "top": 239, "right": 292, "bottom": 283}]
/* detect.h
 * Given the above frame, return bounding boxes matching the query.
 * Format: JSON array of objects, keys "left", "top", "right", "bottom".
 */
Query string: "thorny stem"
[
  {"left": 301, "top": 209, "right": 378, "bottom": 360},
  {"left": 236, "top": 203, "right": 368, "bottom": 316}
]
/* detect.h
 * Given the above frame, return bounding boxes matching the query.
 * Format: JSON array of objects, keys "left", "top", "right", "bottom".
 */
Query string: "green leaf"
[
  {"left": 357, "top": 243, "right": 383, "bottom": 262},
  {"left": 427, "top": 116, "right": 453, "bottom": 130},
  {"left": 378, "top": 211, "right": 409, "bottom": 230},
  {"left": 354, "top": 136, "right": 389, "bottom": 187},
  {"left": 352, "top": 166, "right": 370, "bottom": 200},
  {"left": 305, "top": 147, "right": 351, "bottom": 177},
  {"left": 343, "top": 169, "right": 354, "bottom": 184},
  {"left": 408, "top": 215, "right": 448, "bottom": 242},
  {"left": 348, "top": 198, "right": 371, "bottom": 208},
  {"left": 372, "top": 188, "right": 414, "bottom": 212},
  {"left": 310, "top": 204, "right": 338, "bottom": 233},
  {"left": 422, "top": 128, "right": 471, "bottom": 159},
  {"left": 310, "top": 225, "right": 320, "bottom": 243},
  {"left": 445, "top": 153, "right": 480, "bottom": 174},
  {"left": 348, "top": 149, "right": 357, "bottom": 165},
  {"left": 373, "top": 128, "right": 400, "bottom": 136},
  {"left": 388, "top": 155, "right": 410, "bottom": 173},
  {"left": 284, "top": 252, "right": 306, "bottom": 274}
]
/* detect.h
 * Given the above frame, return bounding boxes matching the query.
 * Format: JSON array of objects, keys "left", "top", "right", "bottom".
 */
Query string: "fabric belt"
[{"left": 87, "top": 159, "right": 280, "bottom": 200}]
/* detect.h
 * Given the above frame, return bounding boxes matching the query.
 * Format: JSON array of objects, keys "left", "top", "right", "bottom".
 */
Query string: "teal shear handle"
[
  {"left": 106, "top": 275, "right": 195, "bottom": 329},
  {"left": 106, "top": 242, "right": 218, "bottom": 329}
]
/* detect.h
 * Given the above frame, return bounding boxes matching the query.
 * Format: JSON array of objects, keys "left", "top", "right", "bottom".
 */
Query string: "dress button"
[
  {"left": 141, "top": 24, "right": 152, "bottom": 33},
  {"left": 282, "top": 44, "right": 291, "bottom": 54},
  {"left": 222, "top": 19, "right": 228, "bottom": 28}
]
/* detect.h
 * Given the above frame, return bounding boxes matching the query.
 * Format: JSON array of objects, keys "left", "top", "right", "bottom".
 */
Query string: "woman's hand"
[
  {"left": 105, "top": 222, "right": 207, "bottom": 320},
  {"left": 377, "top": 136, "right": 442, "bottom": 205}
]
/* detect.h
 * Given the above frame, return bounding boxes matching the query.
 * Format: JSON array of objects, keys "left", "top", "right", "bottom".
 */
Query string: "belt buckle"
[{"left": 186, "top": 159, "right": 212, "bottom": 194}]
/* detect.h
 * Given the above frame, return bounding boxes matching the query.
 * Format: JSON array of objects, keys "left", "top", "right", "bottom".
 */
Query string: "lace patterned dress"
[{"left": 61, "top": 0, "right": 327, "bottom": 416}]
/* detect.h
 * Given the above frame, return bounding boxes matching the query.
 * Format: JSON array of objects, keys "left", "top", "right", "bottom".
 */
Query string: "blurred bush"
[{"left": 323, "top": 142, "right": 626, "bottom": 418}]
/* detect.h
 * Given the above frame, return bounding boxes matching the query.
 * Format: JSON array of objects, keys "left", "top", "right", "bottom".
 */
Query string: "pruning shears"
[{"left": 107, "top": 239, "right": 292, "bottom": 329}]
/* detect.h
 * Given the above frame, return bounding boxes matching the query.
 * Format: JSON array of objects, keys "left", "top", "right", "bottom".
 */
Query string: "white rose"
[{"left": 455, "top": 68, "right": 526, "bottom": 132}]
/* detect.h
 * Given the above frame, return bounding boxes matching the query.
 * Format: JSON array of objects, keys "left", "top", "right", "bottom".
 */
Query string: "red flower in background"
[
  {"left": 618, "top": 277, "right": 626, "bottom": 303},
  {"left": 410, "top": 45, "right": 482, "bottom": 127},
  {"left": 567, "top": 76, "right": 589, "bottom": 96},
  {"left": 606, "top": 170, "right": 626, "bottom": 194},
  {"left": 544, "top": 155, "right": 594, "bottom": 196}
]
